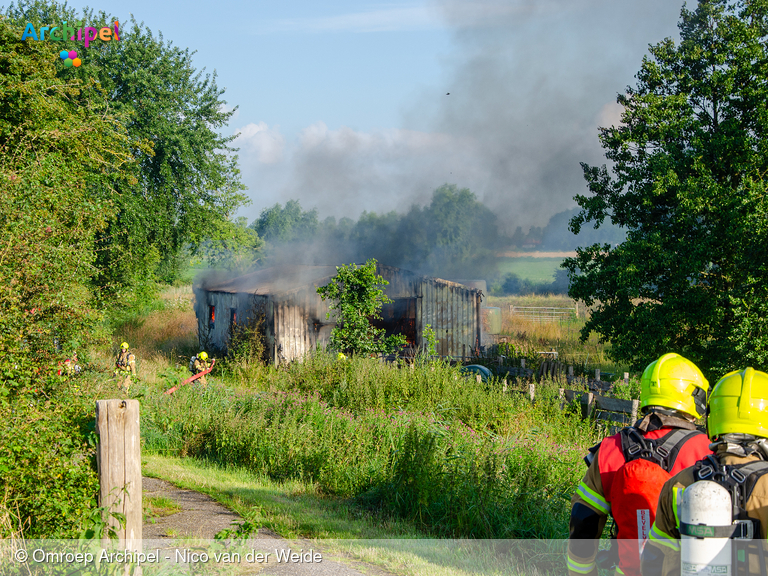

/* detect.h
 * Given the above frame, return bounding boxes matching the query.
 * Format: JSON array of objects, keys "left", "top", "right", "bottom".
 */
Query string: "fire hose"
[{"left": 164, "top": 359, "right": 216, "bottom": 395}]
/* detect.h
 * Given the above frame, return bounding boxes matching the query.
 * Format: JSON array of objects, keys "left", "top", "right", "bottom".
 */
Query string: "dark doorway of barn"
[{"left": 372, "top": 298, "right": 417, "bottom": 345}]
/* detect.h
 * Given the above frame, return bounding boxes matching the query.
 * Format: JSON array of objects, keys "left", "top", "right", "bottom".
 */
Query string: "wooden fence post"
[
  {"left": 521, "top": 358, "right": 526, "bottom": 369},
  {"left": 568, "top": 365, "right": 574, "bottom": 377},
  {"left": 631, "top": 399, "right": 640, "bottom": 423},
  {"left": 595, "top": 368, "right": 601, "bottom": 382},
  {"left": 581, "top": 392, "right": 594, "bottom": 419},
  {"left": 503, "top": 379, "right": 508, "bottom": 393},
  {"left": 476, "top": 374, "right": 482, "bottom": 384},
  {"left": 528, "top": 382, "right": 535, "bottom": 401},
  {"left": 624, "top": 372, "right": 630, "bottom": 385},
  {"left": 96, "top": 399, "right": 142, "bottom": 548}
]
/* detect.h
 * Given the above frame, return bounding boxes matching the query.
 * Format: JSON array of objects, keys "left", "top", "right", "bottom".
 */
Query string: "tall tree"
[
  {"left": 564, "top": 0, "right": 768, "bottom": 378},
  {"left": 317, "top": 259, "right": 406, "bottom": 356},
  {"left": 5, "top": 1, "right": 249, "bottom": 293},
  {"left": 0, "top": 14, "right": 134, "bottom": 396}
]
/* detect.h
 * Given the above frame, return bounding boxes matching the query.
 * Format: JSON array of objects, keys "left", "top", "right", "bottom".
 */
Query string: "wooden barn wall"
[
  {"left": 195, "top": 291, "right": 240, "bottom": 353},
  {"left": 272, "top": 286, "right": 334, "bottom": 365},
  {"left": 417, "top": 280, "right": 479, "bottom": 359}
]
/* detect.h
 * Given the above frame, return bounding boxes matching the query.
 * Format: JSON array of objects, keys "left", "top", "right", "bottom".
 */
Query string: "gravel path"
[{"left": 143, "top": 476, "right": 247, "bottom": 539}]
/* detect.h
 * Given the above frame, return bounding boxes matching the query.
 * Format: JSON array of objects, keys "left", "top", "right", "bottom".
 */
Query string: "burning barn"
[{"left": 194, "top": 264, "right": 484, "bottom": 364}]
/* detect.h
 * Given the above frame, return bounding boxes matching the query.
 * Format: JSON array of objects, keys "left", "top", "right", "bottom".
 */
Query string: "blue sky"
[{"left": 30, "top": 0, "right": 686, "bottom": 229}]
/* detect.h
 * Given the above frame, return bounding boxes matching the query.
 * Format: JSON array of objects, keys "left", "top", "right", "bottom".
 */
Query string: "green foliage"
[
  {"left": 251, "top": 199, "right": 319, "bottom": 244},
  {"left": 317, "top": 259, "right": 407, "bottom": 356},
  {"left": 0, "top": 392, "right": 100, "bottom": 538},
  {"left": 422, "top": 324, "right": 438, "bottom": 356},
  {"left": 250, "top": 186, "right": 503, "bottom": 279},
  {"left": 0, "top": 14, "right": 129, "bottom": 398},
  {"left": 199, "top": 217, "right": 264, "bottom": 273},
  {"left": 565, "top": 0, "right": 768, "bottom": 378},
  {"left": 4, "top": 1, "right": 250, "bottom": 297},
  {"left": 493, "top": 269, "right": 570, "bottom": 296},
  {"left": 223, "top": 313, "right": 268, "bottom": 377}
]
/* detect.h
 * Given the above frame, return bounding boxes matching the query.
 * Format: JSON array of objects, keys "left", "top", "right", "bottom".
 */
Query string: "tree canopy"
[
  {"left": 0, "top": 13, "right": 134, "bottom": 397},
  {"left": 5, "top": 0, "right": 249, "bottom": 294},
  {"left": 564, "top": 0, "right": 768, "bottom": 378}
]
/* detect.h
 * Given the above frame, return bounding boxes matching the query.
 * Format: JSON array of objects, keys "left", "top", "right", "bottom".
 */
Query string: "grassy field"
[
  {"left": 142, "top": 454, "right": 568, "bottom": 576},
  {"left": 82, "top": 286, "right": 615, "bottom": 545},
  {"left": 495, "top": 257, "right": 565, "bottom": 283},
  {"left": 12, "top": 282, "right": 637, "bottom": 573}
]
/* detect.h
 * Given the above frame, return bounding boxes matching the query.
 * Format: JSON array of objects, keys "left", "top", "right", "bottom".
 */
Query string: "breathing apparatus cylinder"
[{"left": 680, "top": 481, "right": 733, "bottom": 576}]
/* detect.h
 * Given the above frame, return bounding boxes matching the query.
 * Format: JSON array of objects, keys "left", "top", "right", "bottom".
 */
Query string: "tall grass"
[
  {"left": 486, "top": 295, "right": 631, "bottom": 377},
  {"left": 112, "top": 285, "right": 608, "bottom": 539},
  {"left": 140, "top": 356, "right": 600, "bottom": 539}
]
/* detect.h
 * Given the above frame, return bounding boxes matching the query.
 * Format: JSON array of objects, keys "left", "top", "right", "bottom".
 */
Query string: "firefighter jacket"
[
  {"left": 192, "top": 358, "right": 211, "bottom": 374},
  {"left": 567, "top": 413, "right": 712, "bottom": 576},
  {"left": 115, "top": 350, "right": 136, "bottom": 374},
  {"left": 642, "top": 449, "right": 768, "bottom": 576}
]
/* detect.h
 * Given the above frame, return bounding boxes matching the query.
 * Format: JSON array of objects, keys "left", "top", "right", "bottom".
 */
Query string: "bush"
[{"left": 0, "top": 388, "right": 99, "bottom": 538}]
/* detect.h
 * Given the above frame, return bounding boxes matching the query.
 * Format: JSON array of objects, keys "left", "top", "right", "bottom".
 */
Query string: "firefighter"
[
  {"left": 567, "top": 353, "right": 713, "bottom": 576},
  {"left": 191, "top": 351, "right": 211, "bottom": 386},
  {"left": 114, "top": 342, "right": 136, "bottom": 391},
  {"left": 642, "top": 368, "right": 768, "bottom": 576}
]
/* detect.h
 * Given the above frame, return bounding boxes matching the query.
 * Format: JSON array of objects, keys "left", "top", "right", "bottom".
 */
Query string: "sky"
[{"left": 30, "top": 0, "right": 687, "bottom": 230}]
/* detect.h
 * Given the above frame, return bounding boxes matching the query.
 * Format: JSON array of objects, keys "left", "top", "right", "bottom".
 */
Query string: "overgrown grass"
[
  {"left": 140, "top": 357, "right": 601, "bottom": 539},
  {"left": 486, "top": 295, "right": 633, "bottom": 378}
]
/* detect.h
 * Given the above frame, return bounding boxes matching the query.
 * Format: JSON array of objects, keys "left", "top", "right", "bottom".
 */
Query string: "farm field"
[{"left": 495, "top": 256, "right": 565, "bottom": 283}]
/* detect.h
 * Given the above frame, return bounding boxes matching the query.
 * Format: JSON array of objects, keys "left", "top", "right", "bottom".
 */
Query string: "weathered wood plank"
[
  {"left": 96, "top": 399, "right": 141, "bottom": 549},
  {"left": 592, "top": 394, "right": 636, "bottom": 414}
]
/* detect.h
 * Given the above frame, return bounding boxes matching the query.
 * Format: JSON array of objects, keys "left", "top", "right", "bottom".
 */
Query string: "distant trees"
[
  {"left": 565, "top": 0, "right": 768, "bottom": 377},
  {"left": 255, "top": 185, "right": 503, "bottom": 279},
  {"left": 250, "top": 199, "right": 319, "bottom": 243}
]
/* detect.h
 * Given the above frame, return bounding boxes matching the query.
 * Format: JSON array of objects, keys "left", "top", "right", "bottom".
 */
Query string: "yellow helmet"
[
  {"left": 708, "top": 368, "right": 768, "bottom": 440},
  {"left": 120, "top": 342, "right": 129, "bottom": 349},
  {"left": 640, "top": 353, "right": 709, "bottom": 419},
  {"left": 198, "top": 351, "right": 208, "bottom": 361}
]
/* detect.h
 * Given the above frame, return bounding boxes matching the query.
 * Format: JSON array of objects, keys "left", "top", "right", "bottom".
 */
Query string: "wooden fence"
[
  {"left": 475, "top": 363, "right": 638, "bottom": 433},
  {"left": 508, "top": 305, "right": 579, "bottom": 323}
]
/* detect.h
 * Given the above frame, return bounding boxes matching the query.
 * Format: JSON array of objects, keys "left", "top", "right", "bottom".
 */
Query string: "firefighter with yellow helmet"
[
  {"left": 642, "top": 368, "right": 768, "bottom": 576},
  {"left": 114, "top": 342, "right": 136, "bottom": 391},
  {"left": 190, "top": 351, "right": 212, "bottom": 386},
  {"left": 567, "top": 353, "right": 713, "bottom": 576}
]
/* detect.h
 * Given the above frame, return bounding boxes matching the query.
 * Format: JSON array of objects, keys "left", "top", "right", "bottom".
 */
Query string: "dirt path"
[
  {"left": 143, "top": 476, "right": 393, "bottom": 576},
  {"left": 143, "top": 476, "right": 251, "bottom": 539}
]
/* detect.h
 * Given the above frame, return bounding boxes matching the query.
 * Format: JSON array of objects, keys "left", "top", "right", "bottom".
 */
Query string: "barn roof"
[
  {"left": 200, "top": 265, "right": 340, "bottom": 295},
  {"left": 199, "top": 264, "right": 476, "bottom": 296}
]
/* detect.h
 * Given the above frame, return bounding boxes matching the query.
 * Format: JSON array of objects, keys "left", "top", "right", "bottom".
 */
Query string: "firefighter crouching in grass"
[
  {"left": 114, "top": 342, "right": 136, "bottom": 391},
  {"left": 642, "top": 368, "right": 768, "bottom": 576},
  {"left": 190, "top": 351, "right": 212, "bottom": 386},
  {"left": 567, "top": 353, "right": 713, "bottom": 576}
]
